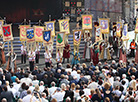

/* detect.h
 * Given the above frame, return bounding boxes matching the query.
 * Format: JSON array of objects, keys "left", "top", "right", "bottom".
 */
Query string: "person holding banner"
[
  {"left": 28, "top": 49, "right": 35, "bottom": 71},
  {"left": 6, "top": 48, "right": 17, "bottom": 72},
  {"left": 99, "top": 39, "right": 111, "bottom": 61},
  {"left": 83, "top": 31, "right": 92, "bottom": 61},
  {"left": 62, "top": 41, "right": 71, "bottom": 63},
  {"left": 44, "top": 47, "right": 52, "bottom": 68},
  {"left": 35, "top": 42, "right": 41, "bottom": 63},
  {"left": 0, "top": 42, "right": 6, "bottom": 66},
  {"left": 71, "top": 51, "right": 80, "bottom": 68},
  {"left": 56, "top": 49, "right": 62, "bottom": 67},
  {"left": 130, "top": 39, "right": 137, "bottom": 57},
  {"left": 92, "top": 44, "right": 99, "bottom": 65},
  {"left": 21, "top": 43, "right": 27, "bottom": 64}
]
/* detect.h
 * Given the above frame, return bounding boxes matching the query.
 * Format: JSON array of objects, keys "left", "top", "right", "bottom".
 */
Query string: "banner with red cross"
[{"left": 2, "top": 24, "right": 13, "bottom": 41}]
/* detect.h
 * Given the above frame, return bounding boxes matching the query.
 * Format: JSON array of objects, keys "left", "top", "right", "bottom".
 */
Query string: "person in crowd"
[
  {"left": 28, "top": 48, "right": 35, "bottom": 71},
  {"left": 35, "top": 42, "right": 41, "bottom": 63},
  {"left": 130, "top": 39, "right": 137, "bottom": 57},
  {"left": 44, "top": 47, "right": 52, "bottom": 68},
  {"left": 0, "top": 42, "right": 6, "bottom": 66}
]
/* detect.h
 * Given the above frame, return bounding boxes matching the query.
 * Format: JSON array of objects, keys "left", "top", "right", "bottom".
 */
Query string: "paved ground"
[{"left": 1, "top": 55, "right": 135, "bottom": 70}]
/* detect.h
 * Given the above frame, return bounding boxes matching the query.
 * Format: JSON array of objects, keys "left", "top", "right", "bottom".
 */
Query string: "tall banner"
[
  {"left": 26, "top": 28, "right": 35, "bottom": 43},
  {"left": 73, "top": 30, "right": 82, "bottom": 46},
  {"left": 44, "top": 21, "right": 55, "bottom": 37},
  {"left": 19, "top": 25, "right": 30, "bottom": 41},
  {"left": 82, "top": 15, "right": 92, "bottom": 30},
  {"left": 135, "top": 18, "right": 138, "bottom": 33},
  {"left": 121, "top": 24, "right": 129, "bottom": 41},
  {"left": 0, "top": 20, "right": 4, "bottom": 36},
  {"left": 99, "top": 18, "right": 110, "bottom": 34},
  {"left": 34, "top": 26, "right": 44, "bottom": 42},
  {"left": 2, "top": 24, "right": 13, "bottom": 41},
  {"left": 116, "top": 22, "right": 122, "bottom": 37},
  {"left": 56, "top": 32, "right": 65, "bottom": 47},
  {"left": 95, "top": 26, "right": 103, "bottom": 42},
  {"left": 58, "top": 19, "right": 70, "bottom": 34},
  {"left": 43, "top": 30, "right": 52, "bottom": 46}
]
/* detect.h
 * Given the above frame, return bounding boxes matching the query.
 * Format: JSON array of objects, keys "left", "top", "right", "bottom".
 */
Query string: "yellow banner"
[
  {"left": 99, "top": 18, "right": 110, "bottom": 34},
  {"left": 121, "top": 24, "right": 129, "bottom": 41},
  {"left": 34, "top": 26, "right": 44, "bottom": 42},
  {"left": 0, "top": 20, "right": 4, "bottom": 36},
  {"left": 135, "top": 18, "right": 138, "bottom": 33},
  {"left": 95, "top": 26, "right": 103, "bottom": 42},
  {"left": 82, "top": 15, "right": 92, "bottom": 30},
  {"left": 19, "top": 25, "right": 30, "bottom": 41},
  {"left": 73, "top": 29, "right": 82, "bottom": 46},
  {"left": 116, "top": 22, "right": 122, "bottom": 37},
  {"left": 58, "top": 19, "right": 70, "bottom": 34},
  {"left": 44, "top": 21, "right": 55, "bottom": 37}
]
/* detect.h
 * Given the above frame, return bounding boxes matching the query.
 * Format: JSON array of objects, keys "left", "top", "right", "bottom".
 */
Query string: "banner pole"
[{"left": 8, "top": 41, "right": 9, "bottom": 52}]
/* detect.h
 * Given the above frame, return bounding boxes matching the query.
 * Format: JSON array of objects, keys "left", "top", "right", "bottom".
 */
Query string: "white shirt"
[
  {"left": 56, "top": 52, "right": 61, "bottom": 62},
  {"left": 44, "top": 52, "right": 52, "bottom": 62},
  {"left": 22, "top": 94, "right": 37, "bottom": 102},
  {"left": 71, "top": 71, "right": 77, "bottom": 77},
  {"left": 121, "top": 78, "right": 129, "bottom": 87},
  {"left": 8, "top": 87, "right": 18, "bottom": 98},
  {"left": 21, "top": 46, "right": 27, "bottom": 54},
  {"left": 48, "top": 86, "right": 57, "bottom": 96},
  {"left": 13, "top": 82, "right": 21, "bottom": 91},
  {"left": 29, "top": 86, "right": 35, "bottom": 93},
  {"left": 52, "top": 91, "right": 65, "bottom": 102},
  {"left": 87, "top": 82, "right": 98, "bottom": 90},
  {"left": 83, "top": 88, "right": 90, "bottom": 96},
  {"left": 28, "top": 51, "right": 35, "bottom": 61},
  {"left": 35, "top": 45, "right": 41, "bottom": 54},
  {"left": 20, "top": 78, "right": 32, "bottom": 86},
  {"left": 39, "top": 85, "right": 45, "bottom": 93},
  {"left": 32, "top": 80, "right": 39, "bottom": 86}
]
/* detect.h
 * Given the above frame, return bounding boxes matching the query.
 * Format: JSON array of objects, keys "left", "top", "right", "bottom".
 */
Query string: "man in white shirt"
[
  {"left": 44, "top": 47, "right": 52, "bottom": 68},
  {"left": 121, "top": 74, "right": 129, "bottom": 87},
  {"left": 41, "top": 93, "right": 48, "bottom": 102},
  {"left": 48, "top": 82, "right": 57, "bottom": 97},
  {"left": 83, "top": 84, "right": 90, "bottom": 96},
  {"left": 56, "top": 49, "right": 62, "bottom": 67},
  {"left": 87, "top": 77, "right": 98, "bottom": 90},
  {"left": 20, "top": 73, "right": 32, "bottom": 86},
  {"left": 22, "top": 90, "right": 37, "bottom": 102},
  {"left": 21, "top": 43, "right": 27, "bottom": 64},
  {"left": 28, "top": 49, "right": 35, "bottom": 71},
  {"left": 39, "top": 81, "right": 45, "bottom": 93}
]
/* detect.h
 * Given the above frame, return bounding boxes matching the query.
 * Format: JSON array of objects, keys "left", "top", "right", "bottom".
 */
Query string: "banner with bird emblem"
[
  {"left": 34, "top": 26, "right": 44, "bottom": 42},
  {"left": 73, "top": 29, "right": 82, "bottom": 46},
  {"left": 58, "top": 19, "right": 70, "bottom": 34},
  {"left": 82, "top": 15, "right": 92, "bottom": 30},
  {"left": 2, "top": 24, "right": 13, "bottom": 41},
  {"left": 43, "top": 30, "right": 52, "bottom": 46},
  {"left": 44, "top": 21, "right": 55, "bottom": 37},
  {"left": 26, "top": 27, "right": 35, "bottom": 43},
  {"left": 19, "top": 25, "right": 30, "bottom": 41},
  {"left": 56, "top": 32, "right": 65, "bottom": 47}
]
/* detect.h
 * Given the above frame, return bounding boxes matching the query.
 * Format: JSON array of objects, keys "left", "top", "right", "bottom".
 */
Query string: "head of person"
[
  {"left": 41, "top": 92, "right": 46, "bottom": 98},
  {"left": 1, "top": 98, "right": 7, "bottom": 102}
]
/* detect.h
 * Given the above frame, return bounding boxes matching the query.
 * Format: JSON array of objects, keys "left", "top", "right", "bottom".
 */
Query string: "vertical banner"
[
  {"left": 26, "top": 28, "right": 35, "bottom": 43},
  {"left": 56, "top": 32, "right": 65, "bottom": 47},
  {"left": 116, "top": 22, "right": 122, "bottom": 37},
  {"left": 82, "top": 15, "right": 93, "bottom": 30},
  {"left": 43, "top": 30, "right": 52, "bottom": 46},
  {"left": 0, "top": 20, "right": 4, "bottom": 36},
  {"left": 2, "top": 24, "right": 14, "bottom": 41},
  {"left": 19, "top": 25, "right": 30, "bottom": 41},
  {"left": 73, "top": 29, "right": 82, "bottom": 46},
  {"left": 121, "top": 24, "right": 129, "bottom": 41},
  {"left": 135, "top": 18, "right": 138, "bottom": 33},
  {"left": 99, "top": 18, "right": 110, "bottom": 34},
  {"left": 58, "top": 19, "right": 70, "bottom": 34},
  {"left": 34, "top": 26, "right": 44, "bottom": 42},
  {"left": 44, "top": 21, "right": 55, "bottom": 37},
  {"left": 95, "top": 26, "right": 103, "bottom": 42}
]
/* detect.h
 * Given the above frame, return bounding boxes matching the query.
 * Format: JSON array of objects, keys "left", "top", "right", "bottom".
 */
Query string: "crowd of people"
[{"left": 0, "top": 57, "right": 138, "bottom": 102}]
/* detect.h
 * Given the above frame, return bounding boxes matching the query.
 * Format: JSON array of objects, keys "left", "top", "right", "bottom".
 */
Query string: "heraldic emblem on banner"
[
  {"left": 0, "top": 20, "right": 4, "bottom": 36},
  {"left": 73, "top": 30, "right": 82, "bottom": 46},
  {"left": 95, "top": 26, "right": 103, "bottom": 42},
  {"left": 26, "top": 28, "right": 35, "bottom": 43},
  {"left": 34, "top": 26, "right": 44, "bottom": 42},
  {"left": 2, "top": 24, "right": 13, "bottom": 42},
  {"left": 43, "top": 30, "right": 52, "bottom": 46},
  {"left": 56, "top": 32, "right": 65, "bottom": 47},
  {"left": 59, "top": 19, "right": 70, "bottom": 34},
  {"left": 82, "top": 15, "right": 92, "bottom": 30},
  {"left": 19, "top": 25, "right": 30, "bottom": 41},
  {"left": 122, "top": 24, "right": 129, "bottom": 41},
  {"left": 99, "top": 18, "right": 110, "bottom": 34},
  {"left": 116, "top": 22, "right": 122, "bottom": 37},
  {"left": 135, "top": 18, "right": 138, "bottom": 33},
  {"left": 45, "top": 21, "right": 55, "bottom": 36}
]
